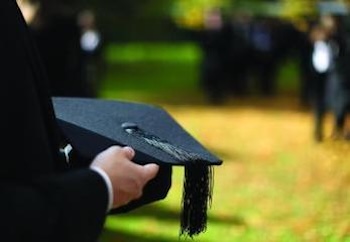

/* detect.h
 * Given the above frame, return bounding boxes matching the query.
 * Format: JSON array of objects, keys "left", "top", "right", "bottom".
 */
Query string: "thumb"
[{"left": 141, "top": 163, "right": 159, "bottom": 183}]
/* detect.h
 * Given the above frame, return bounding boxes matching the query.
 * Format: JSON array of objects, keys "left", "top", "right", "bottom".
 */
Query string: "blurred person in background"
[
  {"left": 309, "top": 22, "right": 332, "bottom": 141},
  {"left": 78, "top": 9, "right": 104, "bottom": 97},
  {"left": 223, "top": 10, "right": 252, "bottom": 97},
  {"left": 295, "top": 17, "right": 318, "bottom": 108},
  {"left": 249, "top": 16, "right": 278, "bottom": 97},
  {"left": 197, "top": 8, "right": 227, "bottom": 104},
  {"left": 18, "top": 0, "right": 92, "bottom": 97},
  {"left": 321, "top": 14, "right": 350, "bottom": 139},
  {"left": 309, "top": 13, "right": 350, "bottom": 141}
]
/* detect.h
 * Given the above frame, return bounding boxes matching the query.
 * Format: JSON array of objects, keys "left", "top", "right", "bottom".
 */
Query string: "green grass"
[
  {"left": 98, "top": 42, "right": 301, "bottom": 104},
  {"left": 99, "top": 61, "right": 204, "bottom": 104},
  {"left": 99, "top": 42, "right": 204, "bottom": 104},
  {"left": 97, "top": 42, "right": 350, "bottom": 242},
  {"left": 104, "top": 43, "right": 202, "bottom": 63}
]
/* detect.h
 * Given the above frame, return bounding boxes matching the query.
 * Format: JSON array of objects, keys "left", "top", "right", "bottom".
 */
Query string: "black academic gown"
[
  {"left": 0, "top": 2, "right": 172, "bottom": 242},
  {"left": 0, "top": 1, "right": 108, "bottom": 241}
]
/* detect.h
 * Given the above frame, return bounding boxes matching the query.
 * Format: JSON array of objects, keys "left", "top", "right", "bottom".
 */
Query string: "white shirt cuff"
[{"left": 90, "top": 166, "right": 113, "bottom": 213}]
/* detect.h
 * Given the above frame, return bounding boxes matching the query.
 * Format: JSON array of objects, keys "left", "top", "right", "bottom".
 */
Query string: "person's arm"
[
  {"left": 1, "top": 168, "right": 108, "bottom": 242},
  {"left": 1, "top": 146, "right": 159, "bottom": 242}
]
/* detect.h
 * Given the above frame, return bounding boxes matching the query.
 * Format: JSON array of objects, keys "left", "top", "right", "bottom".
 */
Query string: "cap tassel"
[
  {"left": 180, "top": 163, "right": 213, "bottom": 237},
  {"left": 123, "top": 125, "right": 214, "bottom": 237}
]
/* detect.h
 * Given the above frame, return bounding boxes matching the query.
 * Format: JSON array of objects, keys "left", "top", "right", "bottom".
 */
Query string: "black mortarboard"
[{"left": 52, "top": 97, "right": 222, "bottom": 237}]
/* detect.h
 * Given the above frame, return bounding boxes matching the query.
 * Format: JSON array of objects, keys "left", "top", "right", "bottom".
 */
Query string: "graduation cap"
[{"left": 52, "top": 97, "right": 222, "bottom": 237}]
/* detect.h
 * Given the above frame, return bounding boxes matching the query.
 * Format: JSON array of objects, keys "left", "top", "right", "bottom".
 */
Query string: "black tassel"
[
  {"left": 180, "top": 163, "right": 213, "bottom": 237},
  {"left": 123, "top": 126, "right": 214, "bottom": 237}
]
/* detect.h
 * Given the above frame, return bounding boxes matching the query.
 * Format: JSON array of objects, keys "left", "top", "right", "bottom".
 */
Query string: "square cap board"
[{"left": 52, "top": 97, "right": 223, "bottom": 237}]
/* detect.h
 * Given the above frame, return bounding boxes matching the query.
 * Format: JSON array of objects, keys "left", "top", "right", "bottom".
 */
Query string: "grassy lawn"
[
  {"left": 98, "top": 42, "right": 205, "bottom": 104},
  {"left": 97, "top": 43, "right": 350, "bottom": 242}
]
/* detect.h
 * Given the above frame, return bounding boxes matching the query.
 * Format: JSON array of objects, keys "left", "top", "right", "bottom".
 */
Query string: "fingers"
[
  {"left": 128, "top": 164, "right": 159, "bottom": 202},
  {"left": 121, "top": 146, "right": 135, "bottom": 160},
  {"left": 93, "top": 145, "right": 161, "bottom": 208},
  {"left": 141, "top": 163, "right": 159, "bottom": 183},
  {"left": 119, "top": 147, "right": 159, "bottom": 184}
]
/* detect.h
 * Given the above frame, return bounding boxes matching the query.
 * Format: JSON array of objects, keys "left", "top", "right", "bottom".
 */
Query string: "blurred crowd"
[
  {"left": 15, "top": 0, "right": 350, "bottom": 142},
  {"left": 193, "top": 9, "right": 299, "bottom": 104},
  {"left": 194, "top": 8, "right": 350, "bottom": 142}
]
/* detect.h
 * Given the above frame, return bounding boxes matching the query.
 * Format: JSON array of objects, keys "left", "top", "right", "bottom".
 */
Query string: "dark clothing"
[
  {"left": 310, "top": 71, "right": 329, "bottom": 140},
  {"left": 327, "top": 22, "right": 350, "bottom": 132},
  {"left": 331, "top": 21, "right": 350, "bottom": 130},
  {"left": 329, "top": 71, "right": 350, "bottom": 129},
  {"left": 1, "top": 4, "right": 173, "bottom": 242},
  {"left": 249, "top": 19, "right": 278, "bottom": 96},
  {"left": 0, "top": 1, "right": 108, "bottom": 242},
  {"left": 30, "top": 13, "right": 90, "bottom": 97},
  {"left": 198, "top": 28, "right": 227, "bottom": 103},
  {"left": 224, "top": 21, "right": 252, "bottom": 96},
  {"left": 1, "top": 3, "right": 172, "bottom": 241},
  {"left": 297, "top": 30, "right": 314, "bottom": 106},
  {"left": 309, "top": 19, "right": 350, "bottom": 140}
]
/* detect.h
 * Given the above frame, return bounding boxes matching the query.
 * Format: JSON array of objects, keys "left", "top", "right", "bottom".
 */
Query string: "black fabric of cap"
[{"left": 52, "top": 97, "right": 222, "bottom": 166}]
